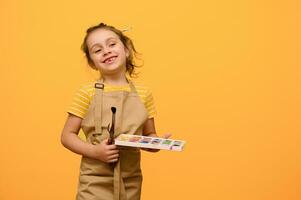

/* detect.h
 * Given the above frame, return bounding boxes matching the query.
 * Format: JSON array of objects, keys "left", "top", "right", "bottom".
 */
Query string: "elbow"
[{"left": 60, "top": 131, "right": 67, "bottom": 147}]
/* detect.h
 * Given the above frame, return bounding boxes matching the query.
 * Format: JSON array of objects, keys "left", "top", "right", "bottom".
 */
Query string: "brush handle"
[
  {"left": 107, "top": 137, "right": 115, "bottom": 145},
  {"left": 108, "top": 107, "right": 117, "bottom": 168},
  {"left": 110, "top": 162, "right": 117, "bottom": 168}
]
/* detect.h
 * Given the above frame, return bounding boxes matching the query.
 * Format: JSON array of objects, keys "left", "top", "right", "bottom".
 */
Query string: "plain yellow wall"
[{"left": 1, "top": 0, "right": 300, "bottom": 199}]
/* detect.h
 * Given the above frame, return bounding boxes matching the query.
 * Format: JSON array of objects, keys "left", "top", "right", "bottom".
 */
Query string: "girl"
[{"left": 61, "top": 23, "right": 171, "bottom": 200}]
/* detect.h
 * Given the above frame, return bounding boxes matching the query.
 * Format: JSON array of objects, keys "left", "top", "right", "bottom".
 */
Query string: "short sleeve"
[
  {"left": 144, "top": 89, "right": 157, "bottom": 118},
  {"left": 67, "top": 85, "right": 91, "bottom": 118}
]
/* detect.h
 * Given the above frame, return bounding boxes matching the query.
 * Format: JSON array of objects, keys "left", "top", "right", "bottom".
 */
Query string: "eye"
[
  {"left": 109, "top": 43, "right": 116, "bottom": 47},
  {"left": 94, "top": 49, "right": 102, "bottom": 53}
]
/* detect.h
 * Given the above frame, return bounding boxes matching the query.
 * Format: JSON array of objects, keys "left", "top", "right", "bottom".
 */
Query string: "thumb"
[
  {"left": 102, "top": 138, "right": 109, "bottom": 145},
  {"left": 162, "top": 133, "right": 172, "bottom": 139}
]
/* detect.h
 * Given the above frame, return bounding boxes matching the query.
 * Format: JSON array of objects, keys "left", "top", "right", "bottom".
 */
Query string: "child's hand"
[
  {"left": 141, "top": 133, "right": 172, "bottom": 153},
  {"left": 161, "top": 133, "right": 172, "bottom": 139},
  {"left": 92, "top": 139, "right": 119, "bottom": 163}
]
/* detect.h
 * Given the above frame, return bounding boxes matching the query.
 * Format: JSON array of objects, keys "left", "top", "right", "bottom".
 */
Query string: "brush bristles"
[{"left": 111, "top": 107, "right": 116, "bottom": 113}]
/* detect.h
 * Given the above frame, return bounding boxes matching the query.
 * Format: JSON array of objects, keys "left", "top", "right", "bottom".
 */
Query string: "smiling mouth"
[{"left": 103, "top": 56, "right": 117, "bottom": 64}]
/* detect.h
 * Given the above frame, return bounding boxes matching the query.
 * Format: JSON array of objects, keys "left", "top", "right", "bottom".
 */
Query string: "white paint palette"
[{"left": 115, "top": 134, "right": 185, "bottom": 151}]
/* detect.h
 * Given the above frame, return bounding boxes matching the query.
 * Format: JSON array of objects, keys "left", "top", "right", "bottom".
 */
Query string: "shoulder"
[
  {"left": 67, "top": 82, "right": 95, "bottom": 119},
  {"left": 132, "top": 81, "right": 153, "bottom": 97},
  {"left": 76, "top": 82, "right": 96, "bottom": 98},
  {"left": 72, "top": 82, "right": 96, "bottom": 104},
  {"left": 131, "top": 81, "right": 156, "bottom": 118},
  {"left": 131, "top": 81, "right": 156, "bottom": 107},
  {"left": 79, "top": 82, "right": 95, "bottom": 93}
]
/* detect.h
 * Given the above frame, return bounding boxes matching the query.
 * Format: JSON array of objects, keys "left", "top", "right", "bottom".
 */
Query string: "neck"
[{"left": 102, "top": 71, "right": 129, "bottom": 86}]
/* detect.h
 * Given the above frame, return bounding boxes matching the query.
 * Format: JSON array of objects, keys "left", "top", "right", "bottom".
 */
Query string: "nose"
[{"left": 102, "top": 47, "right": 111, "bottom": 56}]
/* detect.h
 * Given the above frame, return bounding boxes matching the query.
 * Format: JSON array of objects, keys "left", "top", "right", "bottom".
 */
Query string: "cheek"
[
  {"left": 118, "top": 48, "right": 128, "bottom": 59},
  {"left": 88, "top": 57, "right": 101, "bottom": 68},
  {"left": 89, "top": 53, "right": 100, "bottom": 63},
  {"left": 119, "top": 54, "right": 128, "bottom": 64}
]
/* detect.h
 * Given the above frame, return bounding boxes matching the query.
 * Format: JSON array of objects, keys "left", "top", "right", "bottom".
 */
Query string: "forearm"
[
  {"left": 142, "top": 118, "right": 157, "bottom": 137},
  {"left": 61, "top": 131, "right": 95, "bottom": 158}
]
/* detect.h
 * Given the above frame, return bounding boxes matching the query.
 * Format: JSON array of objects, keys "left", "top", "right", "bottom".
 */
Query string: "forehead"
[{"left": 87, "top": 28, "right": 120, "bottom": 47}]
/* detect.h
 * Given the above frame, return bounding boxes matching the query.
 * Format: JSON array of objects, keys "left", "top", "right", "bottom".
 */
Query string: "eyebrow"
[{"left": 90, "top": 37, "right": 118, "bottom": 50}]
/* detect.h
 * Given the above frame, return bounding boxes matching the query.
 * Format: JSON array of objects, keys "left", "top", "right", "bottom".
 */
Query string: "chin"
[
  {"left": 97, "top": 60, "right": 126, "bottom": 72},
  {"left": 103, "top": 66, "right": 126, "bottom": 75}
]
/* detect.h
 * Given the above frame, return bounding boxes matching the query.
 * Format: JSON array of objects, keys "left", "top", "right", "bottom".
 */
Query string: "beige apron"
[{"left": 76, "top": 80, "right": 149, "bottom": 200}]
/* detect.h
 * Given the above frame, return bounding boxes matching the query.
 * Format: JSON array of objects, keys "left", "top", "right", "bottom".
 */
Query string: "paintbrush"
[
  {"left": 107, "top": 107, "right": 117, "bottom": 168},
  {"left": 107, "top": 107, "right": 116, "bottom": 145}
]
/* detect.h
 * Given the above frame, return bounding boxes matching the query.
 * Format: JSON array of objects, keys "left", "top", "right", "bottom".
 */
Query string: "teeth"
[{"left": 105, "top": 56, "right": 116, "bottom": 63}]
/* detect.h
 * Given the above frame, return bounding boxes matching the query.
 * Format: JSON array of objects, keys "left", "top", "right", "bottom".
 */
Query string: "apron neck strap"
[{"left": 94, "top": 79, "right": 104, "bottom": 134}]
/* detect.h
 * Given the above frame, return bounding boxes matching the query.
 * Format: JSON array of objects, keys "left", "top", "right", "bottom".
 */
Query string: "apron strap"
[
  {"left": 94, "top": 80, "right": 104, "bottom": 134},
  {"left": 113, "top": 160, "right": 126, "bottom": 200}
]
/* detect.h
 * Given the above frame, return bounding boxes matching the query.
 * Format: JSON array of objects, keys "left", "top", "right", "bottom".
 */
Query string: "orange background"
[{"left": 1, "top": 0, "right": 300, "bottom": 199}]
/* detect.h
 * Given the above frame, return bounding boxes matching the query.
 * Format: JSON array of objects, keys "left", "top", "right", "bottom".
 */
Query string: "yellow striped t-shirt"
[{"left": 67, "top": 82, "right": 156, "bottom": 119}]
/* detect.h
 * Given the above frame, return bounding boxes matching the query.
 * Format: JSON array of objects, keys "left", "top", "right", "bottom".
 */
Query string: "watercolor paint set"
[{"left": 115, "top": 134, "right": 185, "bottom": 151}]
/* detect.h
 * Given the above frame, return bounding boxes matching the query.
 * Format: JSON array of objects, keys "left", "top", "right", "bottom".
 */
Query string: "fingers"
[
  {"left": 106, "top": 144, "right": 118, "bottom": 150},
  {"left": 162, "top": 133, "right": 172, "bottom": 139},
  {"left": 106, "top": 149, "right": 119, "bottom": 156},
  {"left": 108, "top": 158, "right": 118, "bottom": 163},
  {"left": 107, "top": 153, "right": 119, "bottom": 160},
  {"left": 102, "top": 139, "right": 118, "bottom": 149},
  {"left": 141, "top": 148, "right": 160, "bottom": 152},
  {"left": 105, "top": 145, "right": 118, "bottom": 162},
  {"left": 102, "top": 149, "right": 119, "bottom": 163},
  {"left": 97, "top": 139, "right": 120, "bottom": 163},
  {"left": 107, "top": 151, "right": 119, "bottom": 163}
]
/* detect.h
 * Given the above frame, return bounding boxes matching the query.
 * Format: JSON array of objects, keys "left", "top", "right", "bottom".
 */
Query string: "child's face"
[{"left": 86, "top": 28, "right": 129, "bottom": 75}]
